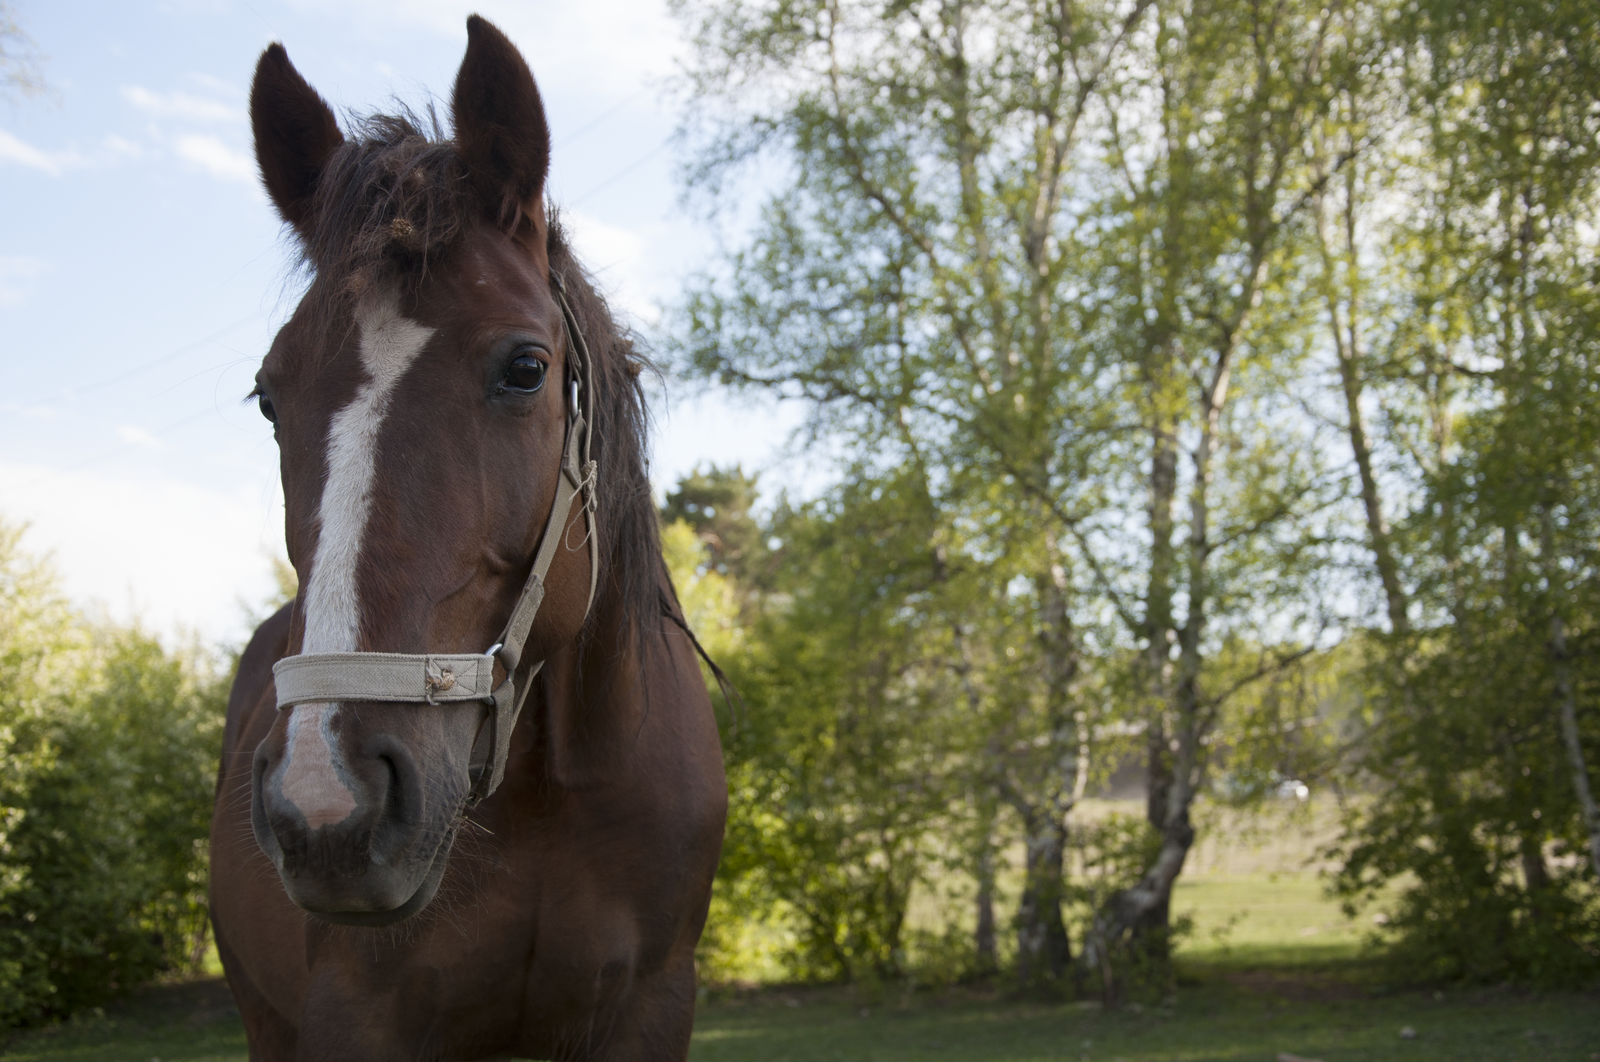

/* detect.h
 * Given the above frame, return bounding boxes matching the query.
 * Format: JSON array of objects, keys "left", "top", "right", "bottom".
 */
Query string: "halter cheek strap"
[{"left": 270, "top": 273, "right": 600, "bottom": 807}]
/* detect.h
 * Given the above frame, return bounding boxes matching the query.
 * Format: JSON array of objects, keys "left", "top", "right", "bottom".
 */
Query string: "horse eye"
[
  {"left": 257, "top": 393, "right": 277, "bottom": 423},
  {"left": 502, "top": 353, "right": 547, "bottom": 394}
]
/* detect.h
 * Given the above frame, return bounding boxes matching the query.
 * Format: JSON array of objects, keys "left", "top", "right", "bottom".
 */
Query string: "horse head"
[{"left": 246, "top": 17, "right": 598, "bottom": 926}]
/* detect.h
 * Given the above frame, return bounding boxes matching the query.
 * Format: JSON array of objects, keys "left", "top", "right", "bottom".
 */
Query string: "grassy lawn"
[
  {"left": 0, "top": 980, "right": 247, "bottom": 1062},
  {"left": 1172, "top": 872, "right": 1371, "bottom": 967},
  {"left": 5, "top": 964, "right": 1596, "bottom": 1061},
  {"left": 5, "top": 862, "right": 1594, "bottom": 1061},
  {"left": 693, "top": 980, "right": 1600, "bottom": 1062}
]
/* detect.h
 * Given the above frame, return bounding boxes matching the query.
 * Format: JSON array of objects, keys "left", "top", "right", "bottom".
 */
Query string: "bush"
[
  {"left": 673, "top": 478, "right": 965, "bottom": 986},
  {"left": 0, "top": 524, "right": 227, "bottom": 1027},
  {"left": 1330, "top": 624, "right": 1600, "bottom": 988}
]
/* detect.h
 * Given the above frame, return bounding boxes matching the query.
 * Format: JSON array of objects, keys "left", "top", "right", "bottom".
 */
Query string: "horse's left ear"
[{"left": 452, "top": 16, "right": 550, "bottom": 239}]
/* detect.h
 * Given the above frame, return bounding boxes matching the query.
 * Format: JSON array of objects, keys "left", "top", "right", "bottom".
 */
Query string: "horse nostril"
[
  {"left": 249, "top": 740, "right": 285, "bottom": 867},
  {"left": 379, "top": 754, "right": 403, "bottom": 821},
  {"left": 365, "top": 737, "right": 425, "bottom": 868}
]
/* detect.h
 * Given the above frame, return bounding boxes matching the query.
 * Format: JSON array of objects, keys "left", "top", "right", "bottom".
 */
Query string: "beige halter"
[{"left": 271, "top": 273, "right": 600, "bottom": 806}]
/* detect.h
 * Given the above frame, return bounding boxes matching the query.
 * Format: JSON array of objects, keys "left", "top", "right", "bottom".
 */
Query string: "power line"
[
  {"left": 14, "top": 406, "right": 218, "bottom": 489},
  {"left": 569, "top": 137, "right": 673, "bottom": 207},
  {"left": 553, "top": 90, "right": 649, "bottom": 150},
  {"left": 44, "top": 310, "right": 264, "bottom": 405}
]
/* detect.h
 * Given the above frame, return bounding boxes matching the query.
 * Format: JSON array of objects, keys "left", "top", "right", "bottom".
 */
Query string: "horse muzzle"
[{"left": 250, "top": 713, "right": 463, "bottom": 925}]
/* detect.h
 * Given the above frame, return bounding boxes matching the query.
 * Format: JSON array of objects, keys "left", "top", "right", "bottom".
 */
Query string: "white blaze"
[
  {"left": 302, "top": 291, "right": 436, "bottom": 655},
  {"left": 281, "top": 290, "right": 435, "bottom": 828}
]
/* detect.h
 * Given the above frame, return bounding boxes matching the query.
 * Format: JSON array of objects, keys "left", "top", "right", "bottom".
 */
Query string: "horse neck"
[{"left": 533, "top": 551, "right": 649, "bottom": 787}]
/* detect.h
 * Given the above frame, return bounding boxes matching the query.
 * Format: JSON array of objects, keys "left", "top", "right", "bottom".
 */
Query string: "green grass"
[
  {"left": 1, "top": 980, "right": 246, "bottom": 1062},
  {"left": 4, "top": 864, "right": 1592, "bottom": 1061},
  {"left": 1172, "top": 872, "right": 1373, "bottom": 966},
  {"left": 693, "top": 981, "right": 1600, "bottom": 1062},
  {"left": 5, "top": 972, "right": 1597, "bottom": 1061}
]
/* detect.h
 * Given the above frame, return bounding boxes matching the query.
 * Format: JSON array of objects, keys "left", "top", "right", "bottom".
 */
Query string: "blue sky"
[{"left": 0, "top": 0, "right": 801, "bottom": 644}]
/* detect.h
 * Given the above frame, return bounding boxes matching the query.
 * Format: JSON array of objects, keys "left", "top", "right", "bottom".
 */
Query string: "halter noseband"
[{"left": 269, "top": 272, "right": 600, "bottom": 807}]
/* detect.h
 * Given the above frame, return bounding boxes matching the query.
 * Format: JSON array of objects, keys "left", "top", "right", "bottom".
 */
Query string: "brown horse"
[{"left": 208, "top": 17, "right": 726, "bottom": 1060}]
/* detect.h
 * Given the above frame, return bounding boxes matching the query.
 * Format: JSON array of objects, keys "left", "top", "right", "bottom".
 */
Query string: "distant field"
[
  {"left": 1168, "top": 799, "right": 1393, "bottom": 967},
  {"left": 1174, "top": 873, "right": 1370, "bottom": 966}
]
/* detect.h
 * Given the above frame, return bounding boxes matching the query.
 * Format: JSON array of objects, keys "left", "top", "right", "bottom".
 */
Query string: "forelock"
[{"left": 300, "top": 105, "right": 476, "bottom": 295}]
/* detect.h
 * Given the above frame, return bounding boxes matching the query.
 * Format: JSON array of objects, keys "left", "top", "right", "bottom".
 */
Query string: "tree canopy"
[{"left": 671, "top": 0, "right": 1600, "bottom": 994}]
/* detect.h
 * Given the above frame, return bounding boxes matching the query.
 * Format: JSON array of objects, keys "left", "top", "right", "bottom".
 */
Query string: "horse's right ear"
[{"left": 251, "top": 44, "right": 343, "bottom": 236}]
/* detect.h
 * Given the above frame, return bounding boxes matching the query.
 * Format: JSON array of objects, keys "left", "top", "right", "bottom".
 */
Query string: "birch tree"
[
  {"left": 1317, "top": 0, "right": 1600, "bottom": 981},
  {"left": 674, "top": 0, "right": 1153, "bottom": 984},
  {"left": 1074, "top": 0, "right": 1348, "bottom": 992}
]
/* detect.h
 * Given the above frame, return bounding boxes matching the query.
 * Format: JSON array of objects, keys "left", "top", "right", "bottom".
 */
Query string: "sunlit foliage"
[{"left": 0, "top": 523, "right": 227, "bottom": 1027}]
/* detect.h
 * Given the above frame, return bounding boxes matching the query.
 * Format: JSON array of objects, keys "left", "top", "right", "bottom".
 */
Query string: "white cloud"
[
  {"left": 115, "top": 425, "right": 164, "bottom": 449},
  {"left": 284, "top": 0, "right": 685, "bottom": 101},
  {"left": 0, "top": 401, "right": 62, "bottom": 421},
  {"left": 0, "top": 461, "right": 284, "bottom": 646},
  {"left": 648, "top": 388, "right": 809, "bottom": 499},
  {"left": 562, "top": 207, "right": 651, "bottom": 318},
  {"left": 0, "top": 256, "right": 50, "bottom": 306},
  {"left": 188, "top": 73, "right": 238, "bottom": 96},
  {"left": 564, "top": 209, "right": 646, "bottom": 268},
  {"left": 104, "top": 134, "right": 143, "bottom": 158},
  {"left": 0, "top": 129, "right": 86, "bottom": 174},
  {"left": 122, "top": 85, "right": 243, "bottom": 123},
  {"left": 174, "top": 133, "right": 256, "bottom": 183}
]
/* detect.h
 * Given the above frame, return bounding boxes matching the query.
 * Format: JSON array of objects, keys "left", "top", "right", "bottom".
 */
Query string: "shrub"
[
  {"left": 1330, "top": 624, "right": 1600, "bottom": 988},
  {"left": 0, "top": 524, "right": 227, "bottom": 1027}
]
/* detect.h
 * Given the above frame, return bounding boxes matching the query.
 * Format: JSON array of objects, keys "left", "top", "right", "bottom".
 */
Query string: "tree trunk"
[
  {"left": 1551, "top": 611, "right": 1600, "bottom": 882},
  {"left": 1519, "top": 828, "right": 1551, "bottom": 893},
  {"left": 1536, "top": 508, "right": 1600, "bottom": 882},
  {"left": 1316, "top": 176, "right": 1408, "bottom": 636},
  {"left": 1141, "top": 411, "right": 1179, "bottom": 869},
  {"left": 1014, "top": 539, "right": 1082, "bottom": 988},
  {"left": 1015, "top": 803, "right": 1071, "bottom": 986},
  {"left": 1081, "top": 804, "right": 1194, "bottom": 1004},
  {"left": 1085, "top": 290, "right": 1246, "bottom": 997},
  {"left": 974, "top": 802, "right": 998, "bottom": 975},
  {"left": 975, "top": 860, "right": 997, "bottom": 973},
  {"left": 934, "top": 539, "right": 1010, "bottom": 974}
]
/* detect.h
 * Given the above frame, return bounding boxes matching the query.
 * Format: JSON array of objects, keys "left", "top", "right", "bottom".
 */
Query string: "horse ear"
[
  {"left": 251, "top": 44, "right": 344, "bottom": 236},
  {"left": 451, "top": 15, "right": 550, "bottom": 234}
]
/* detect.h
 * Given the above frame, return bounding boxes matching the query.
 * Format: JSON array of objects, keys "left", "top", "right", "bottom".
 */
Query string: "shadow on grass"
[
  {"left": 692, "top": 958, "right": 1600, "bottom": 1062},
  {"left": 3, "top": 959, "right": 1596, "bottom": 1062},
  {"left": 1, "top": 979, "right": 246, "bottom": 1062}
]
